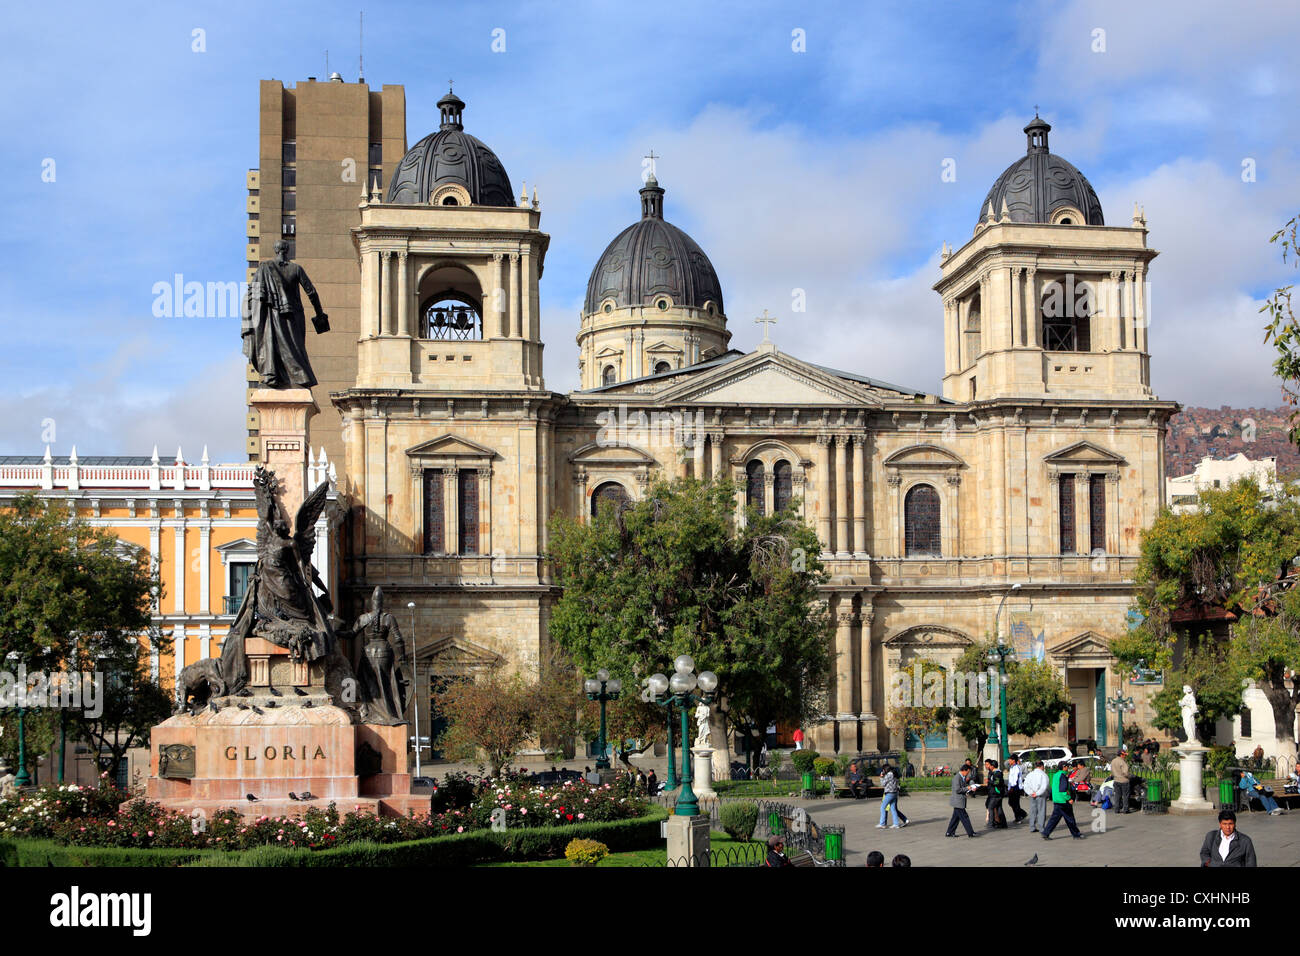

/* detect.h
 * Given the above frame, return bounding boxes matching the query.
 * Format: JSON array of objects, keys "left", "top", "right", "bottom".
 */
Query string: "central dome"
[
  {"left": 386, "top": 90, "right": 515, "bottom": 207},
  {"left": 584, "top": 176, "right": 724, "bottom": 315},
  {"left": 979, "top": 115, "right": 1104, "bottom": 227}
]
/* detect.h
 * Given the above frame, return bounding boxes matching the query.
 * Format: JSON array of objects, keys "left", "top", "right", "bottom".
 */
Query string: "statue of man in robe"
[
  {"left": 242, "top": 239, "right": 329, "bottom": 388},
  {"left": 339, "top": 587, "right": 411, "bottom": 726}
]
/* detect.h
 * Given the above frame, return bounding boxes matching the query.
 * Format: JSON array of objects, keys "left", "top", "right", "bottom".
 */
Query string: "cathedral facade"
[{"left": 329, "top": 94, "right": 1176, "bottom": 760}]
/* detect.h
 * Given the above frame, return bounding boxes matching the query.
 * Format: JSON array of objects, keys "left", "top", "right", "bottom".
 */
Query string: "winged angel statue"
[{"left": 218, "top": 467, "right": 345, "bottom": 694}]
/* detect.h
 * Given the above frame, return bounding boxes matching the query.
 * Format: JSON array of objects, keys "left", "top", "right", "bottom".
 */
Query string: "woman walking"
[{"left": 877, "top": 764, "right": 909, "bottom": 829}]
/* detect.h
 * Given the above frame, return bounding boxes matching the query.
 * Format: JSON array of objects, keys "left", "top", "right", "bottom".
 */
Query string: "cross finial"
[
  {"left": 449, "top": 78, "right": 454, "bottom": 91},
  {"left": 755, "top": 309, "right": 777, "bottom": 342},
  {"left": 1033, "top": 103, "right": 1039, "bottom": 116}
]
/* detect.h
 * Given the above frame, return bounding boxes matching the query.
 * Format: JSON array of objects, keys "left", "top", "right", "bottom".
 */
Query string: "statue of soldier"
[{"left": 242, "top": 239, "right": 329, "bottom": 388}]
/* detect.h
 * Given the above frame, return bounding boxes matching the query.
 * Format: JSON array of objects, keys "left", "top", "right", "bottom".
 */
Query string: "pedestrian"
[
  {"left": 636, "top": 768, "right": 647, "bottom": 793},
  {"left": 646, "top": 768, "right": 658, "bottom": 795},
  {"left": 945, "top": 764, "right": 978, "bottom": 838},
  {"left": 1023, "top": 759, "right": 1049, "bottom": 832},
  {"left": 847, "top": 760, "right": 868, "bottom": 799},
  {"left": 891, "top": 854, "right": 911, "bottom": 867},
  {"left": 1042, "top": 760, "right": 1084, "bottom": 840},
  {"left": 792, "top": 728, "right": 805, "bottom": 751},
  {"left": 1006, "top": 754, "right": 1028, "bottom": 823},
  {"left": 878, "top": 764, "right": 909, "bottom": 829},
  {"left": 866, "top": 850, "right": 885, "bottom": 867},
  {"left": 984, "top": 758, "right": 1007, "bottom": 828},
  {"left": 1199, "top": 810, "right": 1257, "bottom": 867},
  {"left": 1111, "top": 747, "right": 1132, "bottom": 814},
  {"left": 764, "top": 834, "right": 791, "bottom": 867}
]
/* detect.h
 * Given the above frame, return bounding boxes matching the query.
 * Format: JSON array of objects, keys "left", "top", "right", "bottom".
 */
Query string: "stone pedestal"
[
  {"left": 1169, "top": 746, "right": 1215, "bottom": 814},
  {"left": 665, "top": 812, "right": 711, "bottom": 867},
  {"left": 692, "top": 747, "right": 717, "bottom": 799},
  {"left": 248, "top": 387, "right": 318, "bottom": 513}
]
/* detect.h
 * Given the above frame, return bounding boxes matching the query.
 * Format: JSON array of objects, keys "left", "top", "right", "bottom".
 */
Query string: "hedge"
[{"left": 5, "top": 808, "right": 669, "bottom": 868}]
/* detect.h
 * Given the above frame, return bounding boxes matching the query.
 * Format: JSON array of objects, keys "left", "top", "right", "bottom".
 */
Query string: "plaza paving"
[{"left": 799, "top": 792, "right": 1300, "bottom": 867}]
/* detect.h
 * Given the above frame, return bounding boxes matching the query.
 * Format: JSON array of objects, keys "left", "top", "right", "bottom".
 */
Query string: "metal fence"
[{"left": 648, "top": 794, "right": 847, "bottom": 866}]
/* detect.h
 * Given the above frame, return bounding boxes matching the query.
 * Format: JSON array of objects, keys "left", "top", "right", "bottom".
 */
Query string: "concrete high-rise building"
[{"left": 245, "top": 75, "right": 406, "bottom": 466}]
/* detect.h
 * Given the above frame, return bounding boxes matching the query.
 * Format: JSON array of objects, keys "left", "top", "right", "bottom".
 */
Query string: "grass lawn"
[{"left": 479, "top": 831, "right": 755, "bottom": 867}]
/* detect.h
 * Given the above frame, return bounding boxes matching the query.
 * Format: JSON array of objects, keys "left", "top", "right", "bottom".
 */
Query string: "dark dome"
[
  {"left": 385, "top": 90, "right": 515, "bottom": 206},
  {"left": 584, "top": 176, "right": 724, "bottom": 315},
  {"left": 979, "top": 116, "right": 1103, "bottom": 226}
]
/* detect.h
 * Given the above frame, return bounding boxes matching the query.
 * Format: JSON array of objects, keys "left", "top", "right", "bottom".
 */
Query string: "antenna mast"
[{"left": 358, "top": 11, "right": 365, "bottom": 83}]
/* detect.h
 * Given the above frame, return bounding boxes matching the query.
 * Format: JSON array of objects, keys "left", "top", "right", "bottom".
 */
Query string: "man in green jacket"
[{"left": 1041, "top": 763, "right": 1084, "bottom": 840}]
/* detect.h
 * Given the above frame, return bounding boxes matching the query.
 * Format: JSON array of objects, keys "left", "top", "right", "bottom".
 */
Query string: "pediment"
[
  {"left": 657, "top": 349, "right": 880, "bottom": 407},
  {"left": 405, "top": 434, "right": 497, "bottom": 461},
  {"left": 215, "top": 537, "right": 256, "bottom": 557},
  {"left": 884, "top": 625, "right": 974, "bottom": 649},
  {"left": 644, "top": 341, "right": 682, "bottom": 354},
  {"left": 569, "top": 441, "right": 657, "bottom": 466},
  {"left": 1049, "top": 630, "right": 1114, "bottom": 661},
  {"left": 1044, "top": 441, "right": 1126, "bottom": 467},
  {"left": 420, "top": 635, "right": 505, "bottom": 674},
  {"left": 594, "top": 346, "right": 624, "bottom": 358},
  {"left": 883, "top": 443, "right": 966, "bottom": 470}
]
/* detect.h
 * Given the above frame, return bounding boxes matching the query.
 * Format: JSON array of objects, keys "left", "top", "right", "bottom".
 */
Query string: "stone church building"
[{"left": 327, "top": 92, "right": 1176, "bottom": 762}]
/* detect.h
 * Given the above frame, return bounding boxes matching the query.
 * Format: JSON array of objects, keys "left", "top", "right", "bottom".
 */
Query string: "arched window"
[
  {"left": 601, "top": 365, "right": 616, "bottom": 387},
  {"left": 904, "top": 484, "right": 941, "bottom": 557},
  {"left": 774, "top": 460, "right": 793, "bottom": 512},
  {"left": 1041, "top": 278, "right": 1092, "bottom": 352},
  {"left": 746, "top": 460, "right": 765, "bottom": 516},
  {"left": 654, "top": 360, "right": 671, "bottom": 375},
  {"left": 422, "top": 297, "right": 482, "bottom": 341},
  {"left": 590, "top": 481, "right": 630, "bottom": 519}
]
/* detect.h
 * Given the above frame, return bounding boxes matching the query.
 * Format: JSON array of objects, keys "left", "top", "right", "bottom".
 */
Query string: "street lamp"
[
  {"left": 645, "top": 655, "right": 718, "bottom": 817},
  {"left": 584, "top": 669, "right": 622, "bottom": 770},
  {"left": 642, "top": 677, "right": 678, "bottom": 789},
  {"left": 407, "top": 602, "right": 421, "bottom": 779},
  {"left": 988, "top": 583, "right": 1021, "bottom": 764},
  {"left": 1106, "top": 690, "right": 1135, "bottom": 751},
  {"left": 4, "top": 652, "right": 29, "bottom": 788}
]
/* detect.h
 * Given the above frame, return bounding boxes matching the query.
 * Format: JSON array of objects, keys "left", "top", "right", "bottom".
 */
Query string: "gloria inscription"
[{"left": 224, "top": 744, "right": 327, "bottom": 761}]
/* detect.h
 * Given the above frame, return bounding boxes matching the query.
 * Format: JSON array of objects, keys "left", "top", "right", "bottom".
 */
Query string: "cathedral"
[{"left": 332, "top": 92, "right": 1176, "bottom": 759}]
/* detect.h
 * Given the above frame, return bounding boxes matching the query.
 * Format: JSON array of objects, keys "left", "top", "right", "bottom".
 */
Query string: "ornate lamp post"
[
  {"left": 986, "top": 642, "right": 1013, "bottom": 765},
  {"left": 646, "top": 655, "right": 717, "bottom": 817},
  {"left": 407, "top": 602, "right": 422, "bottom": 778},
  {"left": 5, "top": 652, "right": 30, "bottom": 787},
  {"left": 584, "top": 669, "right": 622, "bottom": 770},
  {"left": 1106, "top": 690, "right": 1135, "bottom": 751},
  {"left": 642, "top": 678, "right": 678, "bottom": 789}
]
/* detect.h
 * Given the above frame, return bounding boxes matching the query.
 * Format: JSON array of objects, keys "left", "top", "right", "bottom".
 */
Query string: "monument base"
[
  {"left": 665, "top": 813, "right": 711, "bottom": 867},
  {"left": 1169, "top": 745, "right": 1215, "bottom": 815},
  {"left": 692, "top": 747, "right": 717, "bottom": 799}
]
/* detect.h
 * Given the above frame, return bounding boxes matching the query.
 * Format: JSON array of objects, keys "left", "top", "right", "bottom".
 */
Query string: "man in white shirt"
[
  {"left": 1006, "top": 755, "right": 1028, "bottom": 824},
  {"left": 1022, "top": 760, "right": 1050, "bottom": 833},
  {"left": 1199, "top": 810, "right": 1257, "bottom": 867}
]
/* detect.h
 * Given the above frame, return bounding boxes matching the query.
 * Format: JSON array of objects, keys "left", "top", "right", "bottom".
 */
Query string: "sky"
[{"left": 2, "top": 0, "right": 1298, "bottom": 462}]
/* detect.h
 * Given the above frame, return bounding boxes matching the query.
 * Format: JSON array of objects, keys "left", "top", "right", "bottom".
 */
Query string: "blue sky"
[{"left": 3, "top": 0, "right": 1298, "bottom": 461}]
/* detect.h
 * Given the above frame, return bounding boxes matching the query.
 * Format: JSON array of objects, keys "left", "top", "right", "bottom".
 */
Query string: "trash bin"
[
  {"left": 1218, "top": 779, "right": 1237, "bottom": 809},
  {"left": 767, "top": 810, "right": 783, "bottom": 835},
  {"left": 1146, "top": 779, "right": 1162, "bottom": 803},
  {"left": 801, "top": 771, "right": 814, "bottom": 796},
  {"left": 823, "top": 826, "right": 845, "bottom": 865}
]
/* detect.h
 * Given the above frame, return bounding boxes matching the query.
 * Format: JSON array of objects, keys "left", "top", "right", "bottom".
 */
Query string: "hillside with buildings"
[{"left": 1165, "top": 405, "right": 1300, "bottom": 479}]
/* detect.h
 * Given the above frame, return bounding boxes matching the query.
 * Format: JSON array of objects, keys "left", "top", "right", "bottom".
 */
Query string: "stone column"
[
  {"left": 692, "top": 419, "right": 705, "bottom": 479},
  {"left": 443, "top": 467, "right": 459, "bottom": 555},
  {"left": 361, "top": 248, "right": 380, "bottom": 338},
  {"left": 510, "top": 253, "right": 522, "bottom": 339},
  {"left": 491, "top": 253, "right": 506, "bottom": 337},
  {"left": 815, "top": 434, "right": 832, "bottom": 553},
  {"left": 520, "top": 247, "right": 534, "bottom": 340},
  {"left": 172, "top": 515, "right": 185, "bottom": 615},
  {"left": 852, "top": 433, "right": 868, "bottom": 557},
  {"left": 887, "top": 473, "right": 902, "bottom": 556},
  {"left": 1125, "top": 269, "right": 1137, "bottom": 351},
  {"left": 793, "top": 469, "right": 807, "bottom": 519},
  {"left": 763, "top": 470, "right": 774, "bottom": 515},
  {"left": 198, "top": 522, "right": 211, "bottom": 614},
  {"left": 1108, "top": 270, "right": 1122, "bottom": 350},
  {"left": 1075, "top": 471, "right": 1090, "bottom": 557},
  {"left": 1134, "top": 265, "right": 1147, "bottom": 352},
  {"left": 1169, "top": 747, "right": 1215, "bottom": 814},
  {"left": 835, "top": 602, "right": 856, "bottom": 718},
  {"left": 708, "top": 429, "right": 723, "bottom": 480},
  {"left": 1010, "top": 266, "right": 1023, "bottom": 347},
  {"left": 478, "top": 466, "right": 492, "bottom": 560},
  {"left": 397, "top": 252, "right": 410, "bottom": 336},
  {"left": 858, "top": 610, "right": 876, "bottom": 720},
  {"left": 733, "top": 468, "right": 747, "bottom": 529},
  {"left": 943, "top": 298, "right": 957, "bottom": 377},
  {"left": 573, "top": 467, "right": 588, "bottom": 523},
  {"left": 248, "top": 388, "right": 319, "bottom": 516},
  {"left": 381, "top": 252, "right": 396, "bottom": 335},
  {"left": 834, "top": 435, "right": 849, "bottom": 558},
  {"left": 1025, "top": 268, "right": 1038, "bottom": 348},
  {"left": 945, "top": 474, "right": 961, "bottom": 558}
]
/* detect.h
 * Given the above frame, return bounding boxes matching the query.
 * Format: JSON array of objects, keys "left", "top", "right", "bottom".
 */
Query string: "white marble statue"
[
  {"left": 1179, "top": 684, "right": 1199, "bottom": 745},
  {"left": 694, "top": 701, "right": 710, "bottom": 749}
]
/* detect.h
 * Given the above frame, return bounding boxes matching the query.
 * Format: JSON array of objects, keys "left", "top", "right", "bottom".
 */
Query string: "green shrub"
[
  {"left": 718, "top": 801, "right": 759, "bottom": 842},
  {"left": 767, "top": 751, "right": 784, "bottom": 773},
  {"left": 790, "top": 750, "right": 820, "bottom": 774},
  {"left": 812, "top": 757, "right": 836, "bottom": 776},
  {"left": 564, "top": 838, "right": 609, "bottom": 866},
  {"left": 1206, "top": 746, "right": 1236, "bottom": 781},
  {"left": 833, "top": 754, "right": 853, "bottom": 776}
]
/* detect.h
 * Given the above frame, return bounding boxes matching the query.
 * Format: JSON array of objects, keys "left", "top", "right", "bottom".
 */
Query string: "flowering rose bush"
[{"left": 0, "top": 773, "right": 648, "bottom": 851}]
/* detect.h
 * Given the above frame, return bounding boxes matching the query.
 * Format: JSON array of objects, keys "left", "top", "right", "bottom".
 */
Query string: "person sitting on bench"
[
  {"left": 846, "top": 761, "right": 868, "bottom": 799},
  {"left": 1238, "top": 769, "right": 1284, "bottom": 815}
]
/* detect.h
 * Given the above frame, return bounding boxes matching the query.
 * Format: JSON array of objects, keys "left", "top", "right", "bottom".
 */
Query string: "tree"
[
  {"left": 74, "top": 659, "right": 173, "bottom": 783},
  {"left": 1148, "top": 639, "right": 1243, "bottom": 744},
  {"left": 433, "top": 667, "right": 537, "bottom": 777},
  {"left": 1004, "top": 659, "right": 1071, "bottom": 740},
  {"left": 887, "top": 658, "right": 951, "bottom": 772},
  {"left": 1115, "top": 478, "right": 1300, "bottom": 759},
  {"left": 1263, "top": 214, "right": 1300, "bottom": 443},
  {"left": 0, "top": 494, "right": 163, "bottom": 780},
  {"left": 548, "top": 477, "right": 833, "bottom": 773},
  {"left": 953, "top": 639, "right": 995, "bottom": 756}
]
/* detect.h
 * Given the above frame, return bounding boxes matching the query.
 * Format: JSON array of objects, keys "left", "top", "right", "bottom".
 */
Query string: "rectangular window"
[
  {"left": 282, "top": 190, "right": 296, "bottom": 211},
  {"left": 1089, "top": 474, "right": 1106, "bottom": 554},
  {"left": 1240, "top": 707, "right": 1252, "bottom": 738},
  {"left": 281, "top": 217, "right": 295, "bottom": 236},
  {"left": 1059, "top": 473, "right": 1077, "bottom": 554},
  {"left": 423, "top": 470, "right": 444, "bottom": 554},
  {"left": 368, "top": 142, "right": 382, "bottom": 166},
  {"left": 281, "top": 166, "right": 296, "bottom": 188},
  {"left": 282, "top": 141, "right": 296, "bottom": 164},
  {"left": 227, "top": 562, "right": 253, "bottom": 614},
  {"left": 458, "top": 470, "right": 479, "bottom": 555}
]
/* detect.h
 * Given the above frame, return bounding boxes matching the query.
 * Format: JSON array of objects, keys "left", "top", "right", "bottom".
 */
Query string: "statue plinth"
[
  {"left": 1169, "top": 745, "right": 1215, "bottom": 815},
  {"left": 249, "top": 388, "right": 318, "bottom": 516},
  {"left": 691, "top": 747, "right": 717, "bottom": 799}
]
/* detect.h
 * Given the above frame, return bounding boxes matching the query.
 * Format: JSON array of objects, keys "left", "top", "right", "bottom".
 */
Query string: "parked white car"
[{"left": 1011, "top": 746, "right": 1073, "bottom": 768}]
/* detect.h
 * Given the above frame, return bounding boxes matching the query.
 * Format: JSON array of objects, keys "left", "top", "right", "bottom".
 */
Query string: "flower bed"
[{"left": 0, "top": 775, "right": 650, "bottom": 853}]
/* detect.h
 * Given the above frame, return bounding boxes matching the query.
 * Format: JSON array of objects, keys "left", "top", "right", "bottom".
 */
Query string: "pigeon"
[
  {"left": 246, "top": 794, "right": 258, "bottom": 802},
  {"left": 1024, "top": 853, "right": 1038, "bottom": 866},
  {"left": 302, "top": 700, "right": 314, "bottom": 708},
  {"left": 237, "top": 688, "right": 253, "bottom": 697},
  {"left": 266, "top": 700, "right": 278, "bottom": 708},
  {"left": 288, "top": 792, "right": 300, "bottom": 801},
  {"left": 293, "top": 686, "right": 308, "bottom": 696},
  {"left": 208, "top": 702, "right": 219, "bottom": 714},
  {"left": 237, "top": 702, "right": 250, "bottom": 710},
  {"left": 269, "top": 686, "right": 282, "bottom": 697},
  {"left": 251, "top": 705, "right": 264, "bottom": 715},
  {"left": 299, "top": 791, "right": 315, "bottom": 800}
]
